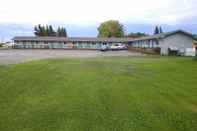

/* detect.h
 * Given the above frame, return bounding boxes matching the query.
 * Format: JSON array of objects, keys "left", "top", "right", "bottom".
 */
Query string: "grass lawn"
[{"left": 0, "top": 56, "right": 197, "bottom": 131}]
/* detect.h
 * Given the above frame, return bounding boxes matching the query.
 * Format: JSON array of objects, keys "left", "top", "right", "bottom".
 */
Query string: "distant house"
[
  {"left": 128, "top": 30, "right": 196, "bottom": 55},
  {"left": 13, "top": 30, "right": 197, "bottom": 55}
]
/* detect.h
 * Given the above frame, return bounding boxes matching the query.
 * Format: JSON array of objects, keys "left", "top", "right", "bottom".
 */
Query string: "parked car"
[
  {"left": 100, "top": 44, "right": 108, "bottom": 51},
  {"left": 110, "top": 43, "right": 127, "bottom": 50}
]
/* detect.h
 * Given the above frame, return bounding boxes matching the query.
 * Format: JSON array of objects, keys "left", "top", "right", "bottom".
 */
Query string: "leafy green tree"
[{"left": 97, "top": 20, "right": 124, "bottom": 37}]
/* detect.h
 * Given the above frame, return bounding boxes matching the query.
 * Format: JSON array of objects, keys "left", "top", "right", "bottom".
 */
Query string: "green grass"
[{"left": 0, "top": 56, "right": 197, "bottom": 131}]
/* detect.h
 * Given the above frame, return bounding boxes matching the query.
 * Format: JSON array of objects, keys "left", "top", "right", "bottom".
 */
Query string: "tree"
[
  {"left": 154, "top": 26, "right": 164, "bottom": 35},
  {"left": 97, "top": 20, "right": 124, "bottom": 37},
  {"left": 34, "top": 26, "right": 39, "bottom": 36},
  {"left": 49, "top": 25, "right": 56, "bottom": 36},
  {"left": 57, "top": 27, "right": 67, "bottom": 37},
  {"left": 154, "top": 26, "right": 160, "bottom": 35},
  {"left": 57, "top": 27, "right": 61, "bottom": 36},
  {"left": 126, "top": 32, "right": 148, "bottom": 38},
  {"left": 34, "top": 25, "right": 67, "bottom": 37},
  {"left": 193, "top": 34, "right": 197, "bottom": 39},
  {"left": 45, "top": 25, "right": 50, "bottom": 36},
  {"left": 159, "top": 26, "right": 163, "bottom": 33},
  {"left": 37, "top": 24, "right": 45, "bottom": 36},
  {"left": 57, "top": 27, "right": 63, "bottom": 37},
  {"left": 63, "top": 28, "right": 67, "bottom": 37}
]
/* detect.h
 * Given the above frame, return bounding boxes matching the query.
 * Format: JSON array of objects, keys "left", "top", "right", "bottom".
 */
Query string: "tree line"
[
  {"left": 34, "top": 21, "right": 164, "bottom": 38},
  {"left": 34, "top": 24, "right": 67, "bottom": 37},
  {"left": 154, "top": 26, "right": 163, "bottom": 35},
  {"left": 97, "top": 20, "right": 164, "bottom": 38}
]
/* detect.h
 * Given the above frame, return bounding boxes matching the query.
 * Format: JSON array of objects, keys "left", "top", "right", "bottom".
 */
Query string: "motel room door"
[{"left": 48, "top": 43, "right": 53, "bottom": 49}]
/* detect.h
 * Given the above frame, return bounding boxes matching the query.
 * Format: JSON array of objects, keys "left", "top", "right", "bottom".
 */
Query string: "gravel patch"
[{"left": 0, "top": 49, "right": 145, "bottom": 65}]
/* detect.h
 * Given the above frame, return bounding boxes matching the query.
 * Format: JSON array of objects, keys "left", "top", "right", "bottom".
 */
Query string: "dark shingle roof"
[
  {"left": 12, "top": 30, "right": 196, "bottom": 43},
  {"left": 13, "top": 37, "right": 68, "bottom": 42},
  {"left": 69, "top": 37, "right": 134, "bottom": 42},
  {"left": 132, "top": 30, "right": 196, "bottom": 41},
  {"left": 12, "top": 37, "right": 134, "bottom": 43}
]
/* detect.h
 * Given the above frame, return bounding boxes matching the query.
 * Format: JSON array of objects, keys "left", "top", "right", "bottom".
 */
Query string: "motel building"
[
  {"left": 13, "top": 30, "right": 197, "bottom": 55},
  {"left": 12, "top": 37, "right": 134, "bottom": 50}
]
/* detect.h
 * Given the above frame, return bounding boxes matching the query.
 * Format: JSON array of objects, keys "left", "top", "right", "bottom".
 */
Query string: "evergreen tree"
[
  {"left": 57, "top": 27, "right": 61, "bottom": 36},
  {"left": 154, "top": 26, "right": 160, "bottom": 35},
  {"left": 34, "top": 26, "right": 39, "bottom": 36},
  {"left": 34, "top": 24, "right": 67, "bottom": 37},
  {"left": 38, "top": 24, "right": 44, "bottom": 36},
  {"left": 62, "top": 28, "right": 67, "bottom": 37},
  {"left": 56, "top": 27, "right": 67, "bottom": 37},
  {"left": 159, "top": 26, "right": 163, "bottom": 33},
  {"left": 45, "top": 25, "right": 50, "bottom": 36},
  {"left": 43, "top": 25, "right": 47, "bottom": 36},
  {"left": 60, "top": 28, "right": 64, "bottom": 36},
  {"left": 49, "top": 25, "right": 55, "bottom": 36}
]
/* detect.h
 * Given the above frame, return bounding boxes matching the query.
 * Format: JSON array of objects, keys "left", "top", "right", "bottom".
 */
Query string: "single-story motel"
[{"left": 13, "top": 30, "right": 197, "bottom": 55}]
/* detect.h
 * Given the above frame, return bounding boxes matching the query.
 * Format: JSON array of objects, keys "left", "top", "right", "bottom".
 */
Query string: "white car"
[
  {"left": 110, "top": 44, "right": 126, "bottom": 50},
  {"left": 100, "top": 45, "right": 108, "bottom": 51}
]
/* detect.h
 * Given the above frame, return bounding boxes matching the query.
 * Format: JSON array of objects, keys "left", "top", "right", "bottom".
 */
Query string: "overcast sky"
[{"left": 0, "top": 0, "right": 197, "bottom": 40}]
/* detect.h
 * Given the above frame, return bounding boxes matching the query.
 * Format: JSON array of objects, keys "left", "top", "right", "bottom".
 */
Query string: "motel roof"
[
  {"left": 132, "top": 30, "right": 196, "bottom": 41},
  {"left": 12, "top": 30, "right": 196, "bottom": 43},
  {"left": 13, "top": 37, "right": 134, "bottom": 43}
]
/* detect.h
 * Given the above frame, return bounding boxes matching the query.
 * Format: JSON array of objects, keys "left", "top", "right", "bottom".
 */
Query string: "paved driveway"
[{"left": 0, "top": 49, "right": 144, "bottom": 65}]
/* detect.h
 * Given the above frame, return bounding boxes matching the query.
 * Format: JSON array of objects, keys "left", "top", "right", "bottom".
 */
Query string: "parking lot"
[{"left": 0, "top": 49, "right": 145, "bottom": 65}]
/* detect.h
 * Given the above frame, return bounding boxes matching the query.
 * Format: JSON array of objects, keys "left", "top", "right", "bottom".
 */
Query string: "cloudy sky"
[{"left": 0, "top": 0, "right": 197, "bottom": 41}]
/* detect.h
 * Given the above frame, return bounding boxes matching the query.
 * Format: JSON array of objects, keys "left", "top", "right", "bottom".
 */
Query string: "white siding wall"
[{"left": 160, "top": 33, "right": 194, "bottom": 55}]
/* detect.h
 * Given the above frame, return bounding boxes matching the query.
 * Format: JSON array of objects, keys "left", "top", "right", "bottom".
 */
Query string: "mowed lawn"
[{"left": 0, "top": 56, "right": 197, "bottom": 131}]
